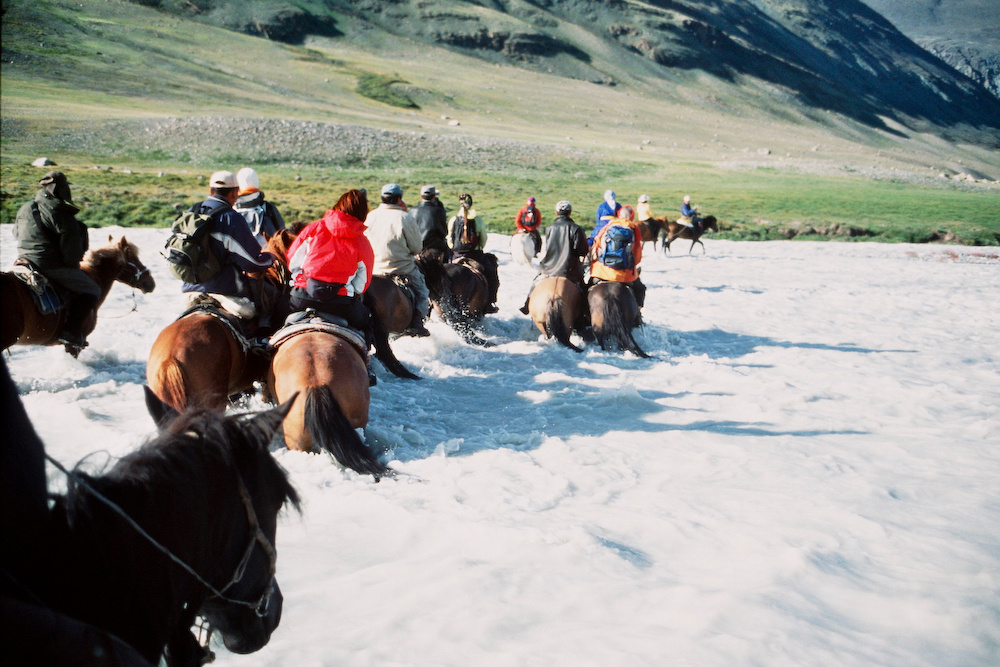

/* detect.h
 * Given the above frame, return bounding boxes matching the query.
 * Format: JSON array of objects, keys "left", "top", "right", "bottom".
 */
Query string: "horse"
[
  {"left": 366, "top": 274, "right": 421, "bottom": 340},
  {"left": 509, "top": 230, "right": 538, "bottom": 266},
  {"left": 527, "top": 276, "right": 586, "bottom": 352},
  {"left": 144, "top": 230, "right": 297, "bottom": 425},
  {"left": 636, "top": 219, "right": 664, "bottom": 252},
  {"left": 659, "top": 215, "right": 718, "bottom": 254},
  {"left": 587, "top": 281, "right": 650, "bottom": 358},
  {"left": 1, "top": 236, "right": 156, "bottom": 355},
  {"left": 3, "top": 353, "right": 300, "bottom": 666},
  {"left": 415, "top": 251, "right": 491, "bottom": 345},
  {"left": 267, "top": 322, "right": 391, "bottom": 478}
]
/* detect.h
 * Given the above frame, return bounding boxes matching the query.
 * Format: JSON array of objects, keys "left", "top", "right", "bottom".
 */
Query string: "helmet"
[
  {"left": 556, "top": 200, "right": 572, "bottom": 214},
  {"left": 638, "top": 194, "right": 649, "bottom": 203},
  {"left": 618, "top": 205, "right": 635, "bottom": 221}
]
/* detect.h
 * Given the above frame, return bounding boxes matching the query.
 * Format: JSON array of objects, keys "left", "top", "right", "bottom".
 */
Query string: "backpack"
[
  {"left": 162, "top": 206, "right": 221, "bottom": 283},
  {"left": 597, "top": 223, "right": 635, "bottom": 271},
  {"left": 237, "top": 202, "right": 268, "bottom": 239},
  {"left": 523, "top": 208, "right": 535, "bottom": 229}
]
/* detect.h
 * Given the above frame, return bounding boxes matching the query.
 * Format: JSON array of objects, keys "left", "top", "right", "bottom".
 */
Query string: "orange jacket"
[{"left": 589, "top": 218, "right": 642, "bottom": 283}]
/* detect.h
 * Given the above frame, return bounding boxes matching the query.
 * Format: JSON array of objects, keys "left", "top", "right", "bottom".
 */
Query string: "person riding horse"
[
  {"left": 447, "top": 193, "right": 499, "bottom": 314},
  {"left": 180, "top": 171, "right": 277, "bottom": 323},
  {"left": 364, "top": 183, "right": 431, "bottom": 337},
  {"left": 12, "top": 171, "right": 101, "bottom": 349},
  {"left": 515, "top": 196, "right": 543, "bottom": 256},
  {"left": 679, "top": 195, "right": 704, "bottom": 231},
  {"left": 520, "top": 200, "right": 588, "bottom": 316},
  {"left": 286, "top": 189, "right": 379, "bottom": 386},
  {"left": 588, "top": 205, "right": 646, "bottom": 313}
]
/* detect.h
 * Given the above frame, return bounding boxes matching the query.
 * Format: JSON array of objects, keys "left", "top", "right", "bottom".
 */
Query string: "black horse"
[
  {"left": 0, "top": 357, "right": 300, "bottom": 666},
  {"left": 587, "top": 281, "right": 650, "bottom": 358},
  {"left": 415, "top": 251, "right": 493, "bottom": 346}
]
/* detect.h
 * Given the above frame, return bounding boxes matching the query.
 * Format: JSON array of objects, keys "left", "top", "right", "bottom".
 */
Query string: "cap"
[
  {"left": 421, "top": 184, "right": 437, "bottom": 197},
  {"left": 210, "top": 171, "right": 238, "bottom": 188},
  {"left": 236, "top": 167, "right": 260, "bottom": 192},
  {"left": 556, "top": 200, "right": 572, "bottom": 214},
  {"left": 527, "top": 196, "right": 535, "bottom": 204},
  {"left": 638, "top": 194, "right": 649, "bottom": 203},
  {"left": 683, "top": 195, "right": 691, "bottom": 203},
  {"left": 381, "top": 183, "right": 403, "bottom": 197}
]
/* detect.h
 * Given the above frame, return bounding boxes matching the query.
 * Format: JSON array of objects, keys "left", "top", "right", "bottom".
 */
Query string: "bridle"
[
  {"left": 117, "top": 256, "right": 152, "bottom": 289},
  {"left": 45, "top": 454, "right": 278, "bottom": 617}
]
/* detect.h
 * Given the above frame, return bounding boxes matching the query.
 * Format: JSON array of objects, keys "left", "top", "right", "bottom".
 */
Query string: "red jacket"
[
  {"left": 287, "top": 209, "right": 374, "bottom": 296},
  {"left": 515, "top": 205, "right": 542, "bottom": 232}
]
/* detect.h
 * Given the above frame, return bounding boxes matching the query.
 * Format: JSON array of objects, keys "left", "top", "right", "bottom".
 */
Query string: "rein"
[{"left": 45, "top": 453, "right": 277, "bottom": 617}]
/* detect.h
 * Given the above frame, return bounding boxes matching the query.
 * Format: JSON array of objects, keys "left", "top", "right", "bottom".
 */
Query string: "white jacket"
[{"left": 364, "top": 203, "right": 422, "bottom": 275}]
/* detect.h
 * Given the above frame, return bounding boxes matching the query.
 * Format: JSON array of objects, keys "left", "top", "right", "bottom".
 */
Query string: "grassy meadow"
[{"left": 1, "top": 0, "right": 998, "bottom": 244}]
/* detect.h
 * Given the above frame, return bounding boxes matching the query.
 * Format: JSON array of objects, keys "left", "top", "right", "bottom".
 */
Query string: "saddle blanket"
[{"left": 267, "top": 318, "right": 367, "bottom": 357}]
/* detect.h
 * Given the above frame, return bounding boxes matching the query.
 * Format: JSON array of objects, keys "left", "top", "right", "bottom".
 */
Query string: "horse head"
[
  {"left": 113, "top": 236, "right": 156, "bottom": 294},
  {"left": 194, "top": 401, "right": 300, "bottom": 654}
]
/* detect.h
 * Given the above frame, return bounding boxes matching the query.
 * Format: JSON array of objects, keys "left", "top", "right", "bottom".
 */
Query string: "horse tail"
[
  {"left": 594, "top": 296, "right": 650, "bottom": 359},
  {"left": 545, "top": 297, "right": 581, "bottom": 352},
  {"left": 146, "top": 358, "right": 187, "bottom": 425},
  {"left": 364, "top": 292, "right": 420, "bottom": 381},
  {"left": 304, "top": 385, "right": 391, "bottom": 479}
]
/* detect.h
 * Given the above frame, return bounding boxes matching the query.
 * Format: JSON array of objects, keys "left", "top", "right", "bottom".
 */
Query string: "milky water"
[{"left": 3, "top": 225, "right": 998, "bottom": 666}]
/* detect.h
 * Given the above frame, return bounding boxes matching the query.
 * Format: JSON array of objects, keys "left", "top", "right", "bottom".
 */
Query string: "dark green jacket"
[{"left": 14, "top": 191, "right": 88, "bottom": 270}]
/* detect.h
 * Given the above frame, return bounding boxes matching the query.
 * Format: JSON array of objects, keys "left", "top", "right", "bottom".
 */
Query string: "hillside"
[
  {"left": 859, "top": 0, "right": 1000, "bottom": 99},
  {"left": 1, "top": 0, "right": 999, "bottom": 243}
]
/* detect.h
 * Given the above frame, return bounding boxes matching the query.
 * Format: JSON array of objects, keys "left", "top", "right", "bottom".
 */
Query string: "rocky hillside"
[
  {"left": 120, "top": 0, "right": 1000, "bottom": 144},
  {"left": 859, "top": 0, "right": 1000, "bottom": 100}
]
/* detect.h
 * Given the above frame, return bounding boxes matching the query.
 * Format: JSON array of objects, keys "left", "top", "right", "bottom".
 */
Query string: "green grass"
[
  {"left": 355, "top": 74, "right": 419, "bottom": 109},
  {"left": 3, "top": 162, "right": 997, "bottom": 246}
]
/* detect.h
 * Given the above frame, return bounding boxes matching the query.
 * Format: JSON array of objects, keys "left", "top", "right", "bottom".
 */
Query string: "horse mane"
[{"left": 82, "top": 237, "right": 135, "bottom": 270}]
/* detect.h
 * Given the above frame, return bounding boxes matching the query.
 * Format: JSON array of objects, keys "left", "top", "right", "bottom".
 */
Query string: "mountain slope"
[
  {"left": 108, "top": 0, "right": 1000, "bottom": 141},
  {"left": 859, "top": 0, "right": 1000, "bottom": 99}
]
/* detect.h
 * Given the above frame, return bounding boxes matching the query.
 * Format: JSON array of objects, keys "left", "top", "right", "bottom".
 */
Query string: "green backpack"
[{"left": 162, "top": 206, "right": 221, "bottom": 283}]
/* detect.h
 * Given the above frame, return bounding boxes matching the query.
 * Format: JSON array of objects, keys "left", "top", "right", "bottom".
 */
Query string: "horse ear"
[
  {"left": 246, "top": 392, "right": 298, "bottom": 445},
  {"left": 109, "top": 234, "right": 115, "bottom": 244}
]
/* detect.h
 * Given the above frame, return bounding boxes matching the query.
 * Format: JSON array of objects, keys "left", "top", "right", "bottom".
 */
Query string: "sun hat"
[
  {"left": 638, "top": 194, "right": 649, "bottom": 203},
  {"left": 421, "top": 184, "right": 437, "bottom": 197},
  {"left": 209, "top": 171, "right": 238, "bottom": 188},
  {"left": 236, "top": 168, "right": 260, "bottom": 194}
]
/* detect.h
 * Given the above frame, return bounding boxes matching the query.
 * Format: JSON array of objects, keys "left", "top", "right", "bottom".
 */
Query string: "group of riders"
[{"left": 12, "top": 169, "right": 709, "bottom": 363}]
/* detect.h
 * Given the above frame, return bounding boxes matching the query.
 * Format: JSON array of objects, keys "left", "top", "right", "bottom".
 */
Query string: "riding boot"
[
  {"left": 403, "top": 308, "right": 431, "bottom": 338},
  {"left": 367, "top": 360, "right": 378, "bottom": 387},
  {"left": 57, "top": 292, "right": 98, "bottom": 348},
  {"left": 519, "top": 295, "right": 530, "bottom": 315}
]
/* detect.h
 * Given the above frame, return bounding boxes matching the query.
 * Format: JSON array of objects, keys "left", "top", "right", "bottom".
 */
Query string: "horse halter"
[
  {"left": 213, "top": 473, "right": 279, "bottom": 618},
  {"left": 118, "top": 257, "right": 151, "bottom": 288}
]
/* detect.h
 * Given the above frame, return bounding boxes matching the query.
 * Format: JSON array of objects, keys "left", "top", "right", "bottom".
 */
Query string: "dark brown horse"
[
  {"left": 367, "top": 275, "right": 415, "bottom": 337},
  {"left": 527, "top": 276, "right": 586, "bottom": 352},
  {"left": 1, "top": 236, "right": 156, "bottom": 354},
  {"left": 415, "top": 252, "right": 491, "bottom": 345},
  {"left": 144, "top": 231, "right": 295, "bottom": 424},
  {"left": 267, "top": 326, "right": 390, "bottom": 478},
  {"left": 659, "top": 215, "right": 718, "bottom": 254},
  {"left": 636, "top": 219, "right": 665, "bottom": 252},
  {"left": 587, "top": 281, "right": 650, "bottom": 358}
]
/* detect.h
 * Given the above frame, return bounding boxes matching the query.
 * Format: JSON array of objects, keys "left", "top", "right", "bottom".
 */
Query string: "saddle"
[
  {"left": 268, "top": 309, "right": 368, "bottom": 358},
  {"left": 389, "top": 274, "right": 416, "bottom": 307},
  {"left": 453, "top": 257, "right": 490, "bottom": 293},
  {"left": 176, "top": 303, "right": 256, "bottom": 356},
  {"left": 11, "top": 259, "right": 67, "bottom": 315}
]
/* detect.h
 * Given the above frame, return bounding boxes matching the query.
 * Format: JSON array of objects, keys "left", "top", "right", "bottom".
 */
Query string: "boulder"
[{"left": 31, "top": 157, "right": 55, "bottom": 167}]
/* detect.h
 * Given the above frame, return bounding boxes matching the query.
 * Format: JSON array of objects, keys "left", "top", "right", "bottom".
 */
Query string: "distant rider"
[
  {"left": 13, "top": 170, "right": 101, "bottom": 349},
  {"left": 234, "top": 167, "right": 286, "bottom": 247},
  {"left": 589, "top": 189, "right": 622, "bottom": 248},
  {"left": 515, "top": 196, "right": 543, "bottom": 255},
  {"left": 412, "top": 184, "right": 450, "bottom": 261},
  {"left": 448, "top": 193, "right": 500, "bottom": 314}
]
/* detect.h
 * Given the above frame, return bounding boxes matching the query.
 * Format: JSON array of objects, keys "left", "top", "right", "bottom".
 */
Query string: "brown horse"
[
  {"left": 527, "top": 276, "right": 586, "bottom": 352},
  {"left": 267, "top": 327, "right": 390, "bottom": 477},
  {"left": 1, "top": 236, "right": 156, "bottom": 355},
  {"left": 659, "top": 215, "right": 719, "bottom": 254},
  {"left": 144, "top": 231, "right": 295, "bottom": 425},
  {"left": 415, "top": 252, "right": 491, "bottom": 345},
  {"left": 588, "top": 281, "right": 650, "bottom": 358},
  {"left": 367, "top": 275, "right": 414, "bottom": 337},
  {"left": 636, "top": 219, "right": 664, "bottom": 252}
]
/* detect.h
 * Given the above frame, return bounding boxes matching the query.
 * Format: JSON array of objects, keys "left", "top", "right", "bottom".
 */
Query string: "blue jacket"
[
  {"left": 589, "top": 201, "right": 621, "bottom": 247},
  {"left": 182, "top": 195, "right": 275, "bottom": 296},
  {"left": 681, "top": 202, "right": 698, "bottom": 218}
]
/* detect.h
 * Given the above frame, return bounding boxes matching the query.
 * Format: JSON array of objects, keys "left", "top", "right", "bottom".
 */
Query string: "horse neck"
[{"left": 81, "top": 252, "right": 121, "bottom": 306}]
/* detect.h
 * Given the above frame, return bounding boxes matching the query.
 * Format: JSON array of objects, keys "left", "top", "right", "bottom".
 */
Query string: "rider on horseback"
[
  {"left": 364, "top": 183, "right": 431, "bottom": 338},
  {"left": 448, "top": 193, "right": 500, "bottom": 314},
  {"left": 588, "top": 205, "right": 646, "bottom": 312},
  {"left": 413, "top": 185, "right": 450, "bottom": 261},
  {"left": 13, "top": 171, "right": 101, "bottom": 349},
  {"left": 588, "top": 189, "right": 622, "bottom": 249},
  {"left": 519, "top": 200, "right": 588, "bottom": 315},
  {"left": 679, "top": 195, "right": 702, "bottom": 230},
  {"left": 515, "top": 196, "right": 543, "bottom": 256},
  {"left": 234, "top": 167, "right": 287, "bottom": 248},
  {"left": 181, "top": 171, "right": 277, "bottom": 322},
  {"left": 286, "top": 189, "right": 379, "bottom": 385}
]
